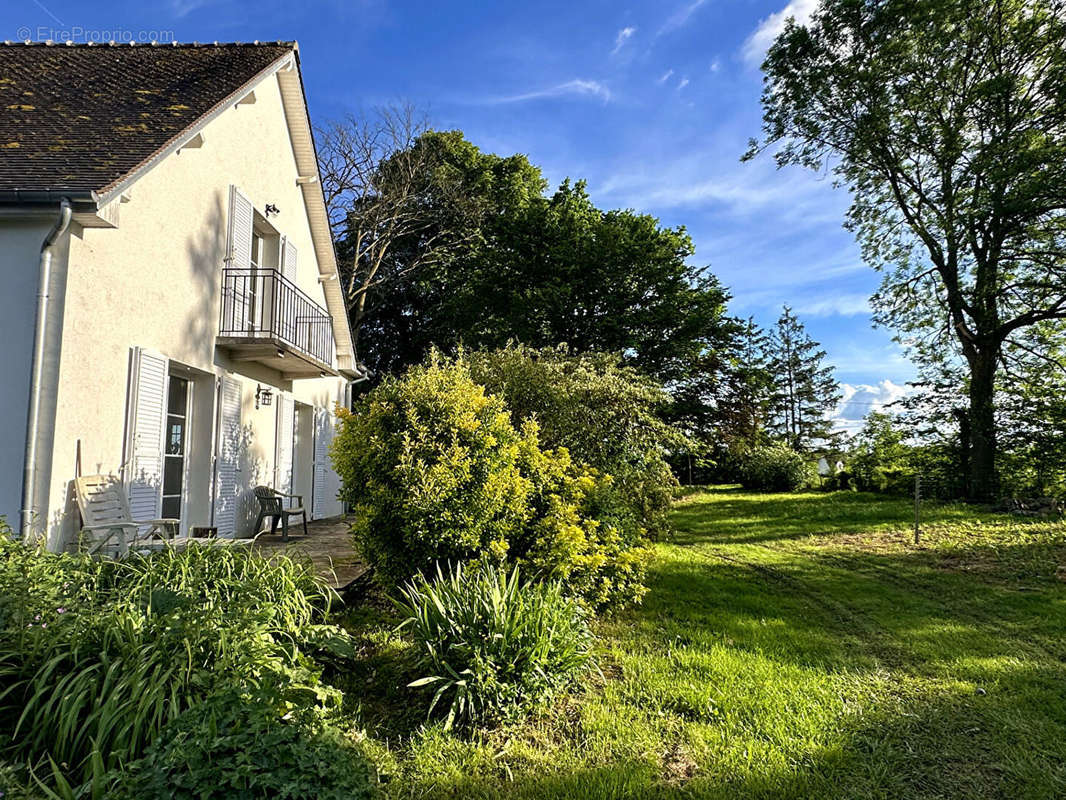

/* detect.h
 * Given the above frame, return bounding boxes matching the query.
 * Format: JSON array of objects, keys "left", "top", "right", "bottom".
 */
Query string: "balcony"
[{"left": 217, "top": 268, "right": 337, "bottom": 379}]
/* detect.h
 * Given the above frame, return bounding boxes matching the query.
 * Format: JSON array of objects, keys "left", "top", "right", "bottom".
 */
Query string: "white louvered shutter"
[
  {"left": 125, "top": 347, "right": 168, "bottom": 522},
  {"left": 311, "top": 406, "right": 333, "bottom": 519},
  {"left": 213, "top": 377, "right": 242, "bottom": 536},
  {"left": 274, "top": 393, "right": 295, "bottom": 496},
  {"left": 281, "top": 236, "right": 298, "bottom": 282},
  {"left": 228, "top": 186, "right": 254, "bottom": 267},
  {"left": 226, "top": 186, "right": 255, "bottom": 334}
]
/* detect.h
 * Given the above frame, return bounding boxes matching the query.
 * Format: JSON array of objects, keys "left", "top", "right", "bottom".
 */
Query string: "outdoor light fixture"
[
  {"left": 264, "top": 203, "right": 280, "bottom": 218},
  {"left": 255, "top": 384, "right": 273, "bottom": 409}
]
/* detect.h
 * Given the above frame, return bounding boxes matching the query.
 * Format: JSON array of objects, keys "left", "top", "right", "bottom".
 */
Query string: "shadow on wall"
[
  {"left": 214, "top": 417, "right": 269, "bottom": 538},
  {"left": 236, "top": 421, "right": 269, "bottom": 535},
  {"left": 180, "top": 182, "right": 228, "bottom": 367}
]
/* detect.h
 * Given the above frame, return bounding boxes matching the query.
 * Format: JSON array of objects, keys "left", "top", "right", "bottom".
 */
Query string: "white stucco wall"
[
  {"left": 0, "top": 216, "right": 66, "bottom": 532},
  {"left": 30, "top": 70, "right": 348, "bottom": 550}
]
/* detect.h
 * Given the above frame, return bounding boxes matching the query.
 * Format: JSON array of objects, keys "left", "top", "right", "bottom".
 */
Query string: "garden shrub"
[
  {"left": 468, "top": 345, "right": 687, "bottom": 540},
  {"left": 737, "top": 444, "right": 812, "bottom": 491},
  {"left": 0, "top": 539, "right": 355, "bottom": 794},
  {"left": 121, "top": 688, "right": 376, "bottom": 800},
  {"left": 332, "top": 353, "right": 650, "bottom": 610},
  {"left": 396, "top": 563, "right": 594, "bottom": 729},
  {"left": 515, "top": 439, "right": 651, "bottom": 610}
]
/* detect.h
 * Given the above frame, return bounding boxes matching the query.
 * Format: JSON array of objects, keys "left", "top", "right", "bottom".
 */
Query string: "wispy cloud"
[
  {"left": 795, "top": 293, "right": 871, "bottom": 317},
  {"left": 611, "top": 26, "right": 637, "bottom": 55},
  {"left": 658, "top": 69, "right": 675, "bottom": 84},
  {"left": 677, "top": 77, "right": 690, "bottom": 91},
  {"left": 709, "top": 57, "right": 721, "bottom": 73},
  {"left": 484, "top": 79, "right": 611, "bottom": 105},
  {"left": 169, "top": 0, "right": 216, "bottom": 18},
  {"left": 743, "top": 0, "right": 818, "bottom": 65},
  {"left": 656, "top": 0, "right": 710, "bottom": 38}
]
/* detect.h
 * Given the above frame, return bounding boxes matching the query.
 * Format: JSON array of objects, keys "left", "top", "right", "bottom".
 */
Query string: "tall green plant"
[
  {"left": 0, "top": 541, "right": 351, "bottom": 791},
  {"left": 397, "top": 563, "right": 594, "bottom": 730}
]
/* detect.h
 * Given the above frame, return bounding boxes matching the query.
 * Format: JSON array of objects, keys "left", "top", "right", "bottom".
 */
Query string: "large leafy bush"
[
  {"left": 121, "top": 689, "right": 375, "bottom": 800},
  {"left": 0, "top": 536, "right": 366, "bottom": 795},
  {"left": 737, "top": 444, "right": 812, "bottom": 492},
  {"left": 396, "top": 563, "right": 594, "bottom": 729},
  {"left": 332, "top": 354, "right": 650, "bottom": 610},
  {"left": 467, "top": 345, "right": 686, "bottom": 540}
]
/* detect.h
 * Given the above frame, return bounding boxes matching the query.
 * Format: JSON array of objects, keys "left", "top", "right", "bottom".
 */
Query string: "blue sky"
[{"left": 5, "top": 0, "right": 915, "bottom": 427}]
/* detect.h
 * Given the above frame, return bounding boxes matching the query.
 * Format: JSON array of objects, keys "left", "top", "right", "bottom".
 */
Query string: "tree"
[
  {"left": 332, "top": 130, "right": 547, "bottom": 377},
  {"left": 344, "top": 132, "right": 733, "bottom": 390},
  {"left": 317, "top": 108, "right": 487, "bottom": 358},
  {"left": 749, "top": 0, "right": 1066, "bottom": 499},
  {"left": 714, "top": 317, "right": 775, "bottom": 452},
  {"left": 765, "top": 307, "right": 841, "bottom": 451}
]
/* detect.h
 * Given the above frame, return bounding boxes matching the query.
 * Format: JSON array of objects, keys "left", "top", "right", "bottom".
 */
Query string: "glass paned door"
[{"left": 161, "top": 376, "right": 189, "bottom": 521}]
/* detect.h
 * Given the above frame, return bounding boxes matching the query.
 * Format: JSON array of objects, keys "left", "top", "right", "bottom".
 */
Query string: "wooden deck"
[{"left": 251, "top": 516, "right": 366, "bottom": 589}]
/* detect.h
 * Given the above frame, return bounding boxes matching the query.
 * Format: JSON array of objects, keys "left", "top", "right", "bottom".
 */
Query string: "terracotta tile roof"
[{"left": 0, "top": 41, "right": 295, "bottom": 196}]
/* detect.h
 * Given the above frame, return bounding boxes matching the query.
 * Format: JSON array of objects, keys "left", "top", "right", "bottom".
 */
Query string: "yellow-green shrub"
[{"left": 331, "top": 354, "right": 650, "bottom": 610}]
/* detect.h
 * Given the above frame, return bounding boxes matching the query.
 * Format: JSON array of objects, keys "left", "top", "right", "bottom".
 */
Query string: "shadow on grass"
[
  {"left": 669, "top": 488, "right": 982, "bottom": 547},
  {"left": 346, "top": 488, "right": 1066, "bottom": 798},
  {"left": 404, "top": 545, "right": 1066, "bottom": 799},
  {"left": 405, "top": 669, "right": 1066, "bottom": 799}
]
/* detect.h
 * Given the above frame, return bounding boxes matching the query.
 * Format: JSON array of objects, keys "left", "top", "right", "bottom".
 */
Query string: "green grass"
[{"left": 341, "top": 487, "right": 1066, "bottom": 799}]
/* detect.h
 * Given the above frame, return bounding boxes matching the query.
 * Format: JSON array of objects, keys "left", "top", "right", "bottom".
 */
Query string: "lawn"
[{"left": 341, "top": 487, "right": 1066, "bottom": 799}]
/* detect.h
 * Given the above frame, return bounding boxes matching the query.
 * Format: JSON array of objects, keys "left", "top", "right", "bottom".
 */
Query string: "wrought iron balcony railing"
[{"left": 219, "top": 268, "right": 335, "bottom": 370}]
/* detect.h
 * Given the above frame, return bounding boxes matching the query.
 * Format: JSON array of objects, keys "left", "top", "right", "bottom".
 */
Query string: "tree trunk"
[
  {"left": 952, "top": 407, "right": 971, "bottom": 500},
  {"left": 967, "top": 351, "right": 998, "bottom": 502}
]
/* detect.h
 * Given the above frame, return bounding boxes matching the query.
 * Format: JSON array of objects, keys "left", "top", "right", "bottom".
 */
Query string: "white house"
[{"left": 0, "top": 41, "right": 363, "bottom": 550}]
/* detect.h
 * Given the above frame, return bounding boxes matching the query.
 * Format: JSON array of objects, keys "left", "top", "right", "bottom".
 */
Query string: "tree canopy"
[
  {"left": 750, "top": 0, "right": 1066, "bottom": 499},
  {"left": 334, "top": 129, "right": 733, "bottom": 390}
]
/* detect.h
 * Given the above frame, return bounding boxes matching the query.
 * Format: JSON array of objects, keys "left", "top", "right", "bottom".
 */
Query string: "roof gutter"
[
  {"left": 21, "top": 198, "right": 72, "bottom": 542},
  {"left": 0, "top": 189, "right": 97, "bottom": 205}
]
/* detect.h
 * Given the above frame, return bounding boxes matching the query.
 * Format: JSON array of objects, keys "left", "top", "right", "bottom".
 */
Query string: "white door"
[
  {"left": 212, "top": 376, "right": 242, "bottom": 536},
  {"left": 311, "top": 406, "right": 333, "bottom": 519},
  {"left": 124, "top": 347, "right": 168, "bottom": 524},
  {"left": 274, "top": 393, "right": 295, "bottom": 496}
]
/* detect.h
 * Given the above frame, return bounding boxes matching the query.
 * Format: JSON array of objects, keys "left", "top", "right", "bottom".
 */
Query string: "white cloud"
[
  {"left": 657, "top": 0, "right": 710, "bottom": 38},
  {"left": 709, "top": 57, "right": 721, "bottom": 73},
  {"left": 658, "top": 69, "right": 675, "bottom": 84},
  {"left": 743, "top": 0, "right": 818, "bottom": 65},
  {"left": 677, "top": 77, "right": 690, "bottom": 91},
  {"left": 611, "top": 26, "right": 637, "bottom": 55},
  {"left": 486, "top": 79, "right": 611, "bottom": 105},
  {"left": 832, "top": 380, "right": 912, "bottom": 436},
  {"left": 795, "top": 293, "right": 870, "bottom": 317},
  {"left": 597, "top": 151, "right": 841, "bottom": 221}
]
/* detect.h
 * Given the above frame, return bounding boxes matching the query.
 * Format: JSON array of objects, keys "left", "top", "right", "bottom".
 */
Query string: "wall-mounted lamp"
[
  {"left": 264, "top": 203, "right": 280, "bottom": 218},
  {"left": 255, "top": 384, "right": 273, "bottom": 409}
]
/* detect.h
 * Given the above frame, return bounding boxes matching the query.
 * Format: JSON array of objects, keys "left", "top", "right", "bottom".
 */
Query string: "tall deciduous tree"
[
  {"left": 343, "top": 132, "right": 732, "bottom": 390},
  {"left": 317, "top": 108, "right": 486, "bottom": 357},
  {"left": 766, "top": 307, "right": 841, "bottom": 450},
  {"left": 749, "top": 0, "right": 1066, "bottom": 499}
]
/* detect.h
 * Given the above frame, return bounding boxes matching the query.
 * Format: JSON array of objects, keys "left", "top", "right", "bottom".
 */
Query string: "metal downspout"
[{"left": 20, "top": 199, "right": 72, "bottom": 541}]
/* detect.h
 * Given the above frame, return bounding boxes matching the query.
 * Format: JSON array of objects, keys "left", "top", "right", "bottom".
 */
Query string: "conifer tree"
[{"left": 766, "top": 307, "right": 841, "bottom": 451}]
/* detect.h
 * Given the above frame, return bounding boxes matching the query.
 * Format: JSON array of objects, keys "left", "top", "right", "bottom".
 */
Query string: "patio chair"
[
  {"left": 253, "top": 485, "right": 308, "bottom": 542},
  {"left": 74, "top": 474, "right": 247, "bottom": 557}
]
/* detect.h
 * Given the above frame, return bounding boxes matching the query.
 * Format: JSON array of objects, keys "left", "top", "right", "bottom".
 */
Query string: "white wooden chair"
[{"left": 74, "top": 474, "right": 247, "bottom": 557}]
